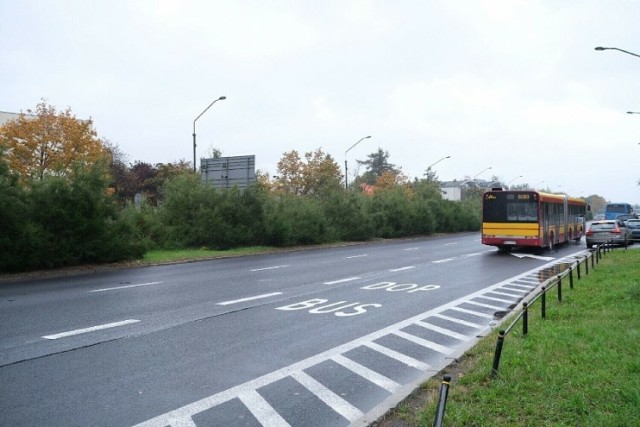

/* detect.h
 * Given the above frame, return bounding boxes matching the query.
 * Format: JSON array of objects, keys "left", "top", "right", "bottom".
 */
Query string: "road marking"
[
  {"left": 238, "top": 390, "right": 289, "bottom": 427},
  {"left": 449, "top": 306, "right": 494, "bottom": 319},
  {"left": 486, "top": 290, "right": 521, "bottom": 299},
  {"left": 500, "top": 286, "right": 528, "bottom": 294},
  {"left": 389, "top": 266, "right": 415, "bottom": 272},
  {"left": 251, "top": 265, "right": 290, "bottom": 272},
  {"left": 508, "top": 283, "right": 536, "bottom": 289},
  {"left": 444, "top": 242, "right": 458, "bottom": 246},
  {"left": 432, "top": 313, "right": 483, "bottom": 329},
  {"left": 332, "top": 354, "right": 401, "bottom": 393},
  {"left": 510, "top": 253, "right": 555, "bottom": 261},
  {"left": 432, "top": 258, "right": 455, "bottom": 264},
  {"left": 465, "top": 300, "right": 505, "bottom": 311},
  {"left": 403, "top": 247, "right": 420, "bottom": 251},
  {"left": 415, "top": 320, "right": 467, "bottom": 341},
  {"left": 42, "top": 319, "right": 140, "bottom": 340},
  {"left": 291, "top": 371, "right": 363, "bottom": 422},
  {"left": 364, "top": 342, "right": 430, "bottom": 370},
  {"left": 324, "top": 277, "right": 361, "bottom": 285},
  {"left": 90, "top": 282, "right": 163, "bottom": 293},
  {"left": 217, "top": 292, "right": 283, "bottom": 306},
  {"left": 476, "top": 295, "right": 516, "bottom": 304},
  {"left": 345, "top": 254, "right": 368, "bottom": 259},
  {"left": 394, "top": 331, "right": 452, "bottom": 355}
]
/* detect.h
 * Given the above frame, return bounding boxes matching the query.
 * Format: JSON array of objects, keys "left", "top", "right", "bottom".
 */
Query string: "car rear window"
[{"left": 591, "top": 223, "right": 616, "bottom": 231}]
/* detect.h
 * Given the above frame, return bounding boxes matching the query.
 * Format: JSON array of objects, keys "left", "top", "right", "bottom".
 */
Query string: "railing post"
[
  {"left": 522, "top": 302, "right": 528, "bottom": 336},
  {"left": 591, "top": 251, "right": 595, "bottom": 269},
  {"left": 569, "top": 267, "right": 574, "bottom": 289},
  {"left": 541, "top": 286, "right": 547, "bottom": 319},
  {"left": 433, "top": 374, "right": 452, "bottom": 427},
  {"left": 596, "top": 246, "right": 600, "bottom": 263},
  {"left": 557, "top": 275, "right": 562, "bottom": 302},
  {"left": 577, "top": 260, "right": 581, "bottom": 279},
  {"left": 491, "top": 330, "right": 506, "bottom": 378},
  {"left": 585, "top": 254, "right": 589, "bottom": 275}
]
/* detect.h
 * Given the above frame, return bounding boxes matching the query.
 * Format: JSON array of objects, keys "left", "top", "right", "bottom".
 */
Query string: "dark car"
[
  {"left": 585, "top": 220, "right": 632, "bottom": 248},
  {"left": 626, "top": 219, "right": 640, "bottom": 242}
]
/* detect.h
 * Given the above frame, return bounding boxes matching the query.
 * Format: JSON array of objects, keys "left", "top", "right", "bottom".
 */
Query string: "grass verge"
[
  {"left": 142, "top": 246, "right": 276, "bottom": 263},
  {"left": 377, "top": 249, "right": 640, "bottom": 426}
]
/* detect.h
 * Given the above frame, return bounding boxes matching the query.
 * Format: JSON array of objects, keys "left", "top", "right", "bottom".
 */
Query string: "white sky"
[{"left": 2, "top": 1, "right": 640, "bottom": 203}]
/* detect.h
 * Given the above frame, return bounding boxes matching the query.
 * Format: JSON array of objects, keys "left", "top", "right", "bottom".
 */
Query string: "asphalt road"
[{"left": 0, "top": 233, "right": 590, "bottom": 426}]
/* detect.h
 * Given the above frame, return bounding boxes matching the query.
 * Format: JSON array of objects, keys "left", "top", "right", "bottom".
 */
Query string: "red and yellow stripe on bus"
[{"left": 481, "top": 222, "right": 541, "bottom": 247}]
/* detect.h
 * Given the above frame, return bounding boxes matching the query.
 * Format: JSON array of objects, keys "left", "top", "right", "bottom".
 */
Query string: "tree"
[
  {"left": 357, "top": 148, "right": 398, "bottom": 185},
  {"left": 0, "top": 101, "right": 108, "bottom": 182},
  {"left": 274, "top": 148, "right": 341, "bottom": 196}
]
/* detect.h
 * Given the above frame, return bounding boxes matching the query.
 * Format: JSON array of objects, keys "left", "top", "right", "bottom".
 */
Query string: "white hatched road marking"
[
  {"left": 415, "top": 320, "right": 467, "bottom": 341},
  {"left": 332, "top": 354, "right": 401, "bottom": 393},
  {"left": 217, "top": 292, "right": 283, "bottom": 306},
  {"left": 90, "top": 282, "right": 163, "bottom": 293},
  {"left": 487, "top": 290, "right": 522, "bottom": 299},
  {"left": 238, "top": 390, "right": 290, "bottom": 427},
  {"left": 465, "top": 300, "right": 506, "bottom": 311},
  {"left": 432, "top": 313, "right": 483, "bottom": 329},
  {"left": 476, "top": 295, "right": 517, "bottom": 304},
  {"left": 510, "top": 282, "right": 537, "bottom": 288},
  {"left": 251, "top": 265, "right": 290, "bottom": 272},
  {"left": 42, "top": 319, "right": 140, "bottom": 340},
  {"left": 291, "top": 371, "right": 363, "bottom": 422},
  {"left": 394, "top": 331, "right": 453, "bottom": 355},
  {"left": 133, "top": 255, "right": 590, "bottom": 427},
  {"left": 364, "top": 342, "right": 430, "bottom": 370},
  {"left": 500, "top": 286, "right": 528, "bottom": 294},
  {"left": 449, "top": 306, "right": 495, "bottom": 319}
]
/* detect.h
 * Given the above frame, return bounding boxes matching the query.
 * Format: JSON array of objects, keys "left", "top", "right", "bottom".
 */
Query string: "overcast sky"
[{"left": 2, "top": 1, "right": 639, "bottom": 204}]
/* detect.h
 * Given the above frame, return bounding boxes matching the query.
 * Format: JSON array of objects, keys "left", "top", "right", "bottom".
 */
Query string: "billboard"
[{"left": 200, "top": 155, "right": 256, "bottom": 189}]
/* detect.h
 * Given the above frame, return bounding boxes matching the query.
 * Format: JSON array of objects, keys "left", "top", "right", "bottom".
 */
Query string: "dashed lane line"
[
  {"left": 217, "top": 292, "right": 284, "bottom": 306},
  {"left": 42, "top": 319, "right": 140, "bottom": 340}
]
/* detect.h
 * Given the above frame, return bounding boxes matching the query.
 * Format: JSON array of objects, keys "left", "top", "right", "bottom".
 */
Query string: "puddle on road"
[{"left": 536, "top": 262, "right": 575, "bottom": 282}]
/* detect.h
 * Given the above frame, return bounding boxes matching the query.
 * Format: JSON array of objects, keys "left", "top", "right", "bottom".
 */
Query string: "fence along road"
[{"left": 134, "top": 252, "right": 590, "bottom": 427}]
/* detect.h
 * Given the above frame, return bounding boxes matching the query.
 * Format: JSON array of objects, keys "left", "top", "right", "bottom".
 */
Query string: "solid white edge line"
[
  {"left": 42, "top": 319, "right": 140, "bottom": 340},
  {"left": 217, "top": 292, "right": 283, "bottom": 306}
]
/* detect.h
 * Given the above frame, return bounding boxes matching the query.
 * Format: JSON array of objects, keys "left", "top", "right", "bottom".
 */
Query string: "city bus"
[
  {"left": 604, "top": 203, "right": 634, "bottom": 220},
  {"left": 482, "top": 188, "right": 588, "bottom": 251}
]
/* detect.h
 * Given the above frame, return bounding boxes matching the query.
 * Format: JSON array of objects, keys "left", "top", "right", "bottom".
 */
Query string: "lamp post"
[
  {"left": 192, "top": 96, "right": 227, "bottom": 172},
  {"left": 473, "top": 166, "right": 492, "bottom": 180},
  {"left": 507, "top": 175, "right": 523, "bottom": 188},
  {"left": 426, "top": 155, "right": 451, "bottom": 171},
  {"left": 595, "top": 46, "right": 640, "bottom": 59},
  {"left": 627, "top": 111, "right": 640, "bottom": 115},
  {"left": 344, "top": 135, "right": 371, "bottom": 189}
]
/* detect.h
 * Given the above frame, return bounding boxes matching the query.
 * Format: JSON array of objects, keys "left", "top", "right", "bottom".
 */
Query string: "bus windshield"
[{"left": 483, "top": 192, "right": 538, "bottom": 223}]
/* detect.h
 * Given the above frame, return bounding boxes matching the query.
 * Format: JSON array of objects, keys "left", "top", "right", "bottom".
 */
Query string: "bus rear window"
[{"left": 483, "top": 192, "right": 538, "bottom": 223}]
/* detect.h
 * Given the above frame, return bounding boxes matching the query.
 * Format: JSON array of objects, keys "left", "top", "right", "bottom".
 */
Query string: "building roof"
[{"left": 0, "top": 111, "right": 37, "bottom": 127}]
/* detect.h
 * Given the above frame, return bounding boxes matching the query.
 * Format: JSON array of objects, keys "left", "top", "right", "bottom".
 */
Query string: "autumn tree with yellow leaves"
[
  {"left": 274, "top": 148, "right": 342, "bottom": 196},
  {"left": 0, "top": 101, "right": 108, "bottom": 182}
]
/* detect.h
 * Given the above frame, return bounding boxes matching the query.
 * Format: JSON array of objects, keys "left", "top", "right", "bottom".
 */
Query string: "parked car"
[
  {"left": 585, "top": 219, "right": 632, "bottom": 248},
  {"left": 626, "top": 219, "right": 640, "bottom": 242}
]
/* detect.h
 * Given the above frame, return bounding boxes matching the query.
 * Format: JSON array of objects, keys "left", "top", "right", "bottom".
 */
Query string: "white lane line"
[
  {"left": 251, "top": 265, "right": 290, "bottom": 272},
  {"left": 394, "top": 331, "right": 452, "bottom": 355},
  {"left": 291, "top": 371, "right": 363, "bottom": 422},
  {"left": 415, "top": 320, "right": 467, "bottom": 341},
  {"left": 389, "top": 266, "right": 415, "bottom": 272},
  {"left": 238, "top": 390, "right": 290, "bottom": 427},
  {"left": 217, "top": 292, "right": 283, "bottom": 306},
  {"left": 90, "top": 282, "right": 163, "bottom": 293},
  {"left": 42, "top": 319, "right": 140, "bottom": 340},
  {"left": 345, "top": 254, "right": 368, "bottom": 259},
  {"left": 432, "top": 258, "right": 455, "bottom": 264},
  {"left": 332, "top": 355, "right": 401, "bottom": 393},
  {"left": 444, "top": 242, "right": 458, "bottom": 246},
  {"left": 324, "top": 277, "right": 361, "bottom": 285},
  {"left": 363, "top": 342, "right": 430, "bottom": 370},
  {"left": 403, "top": 247, "right": 420, "bottom": 251}
]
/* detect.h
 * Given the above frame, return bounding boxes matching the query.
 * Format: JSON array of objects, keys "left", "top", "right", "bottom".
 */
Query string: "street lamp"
[
  {"left": 594, "top": 46, "right": 640, "bottom": 59},
  {"left": 344, "top": 135, "right": 371, "bottom": 189},
  {"left": 192, "top": 96, "right": 227, "bottom": 172},
  {"left": 627, "top": 111, "right": 640, "bottom": 115},
  {"left": 426, "top": 155, "right": 451, "bottom": 171},
  {"left": 472, "top": 166, "right": 492, "bottom": 180},
  {"left": 507, "top": 175, "right": 523, "bottom": 187}
]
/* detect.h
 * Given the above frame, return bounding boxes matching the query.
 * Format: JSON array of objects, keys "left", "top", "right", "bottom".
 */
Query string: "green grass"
[
  {"left": 383, "top": 249, "right": 640, "bottom": 427},
  {"left": 142, "top": 246, "right": 276, "bottom": 263}
]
